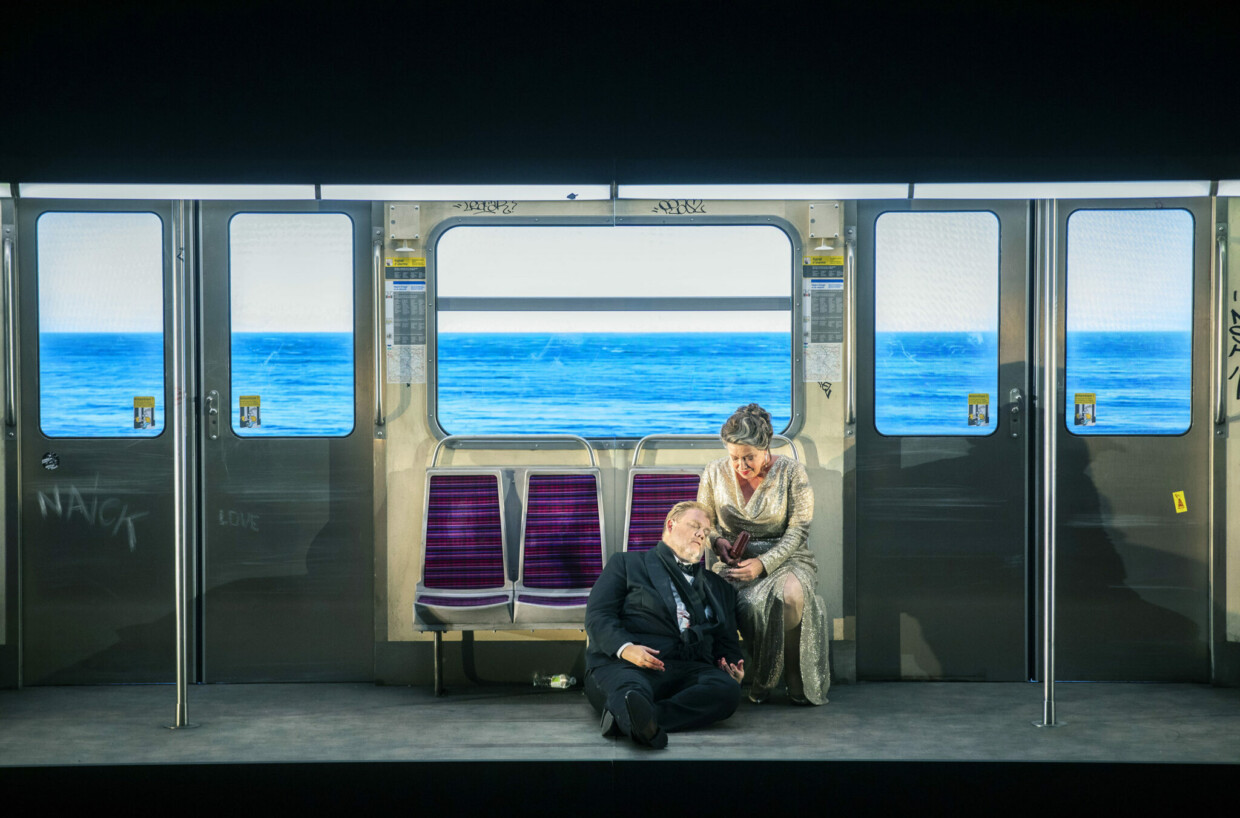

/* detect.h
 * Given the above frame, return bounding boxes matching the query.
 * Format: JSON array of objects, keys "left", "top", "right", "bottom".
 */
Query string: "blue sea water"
[
  {"left": 231, "top": 333, "right": 354, "bottom": 436},
  {"left": 875, "top": 331, "right": 1192, "bottom": 436},
  {"left": 1064, "top": 331, "right": 1191, "bottom": 435},
  {"left": 40, "top": 333, "right": 167, "bottom": 437},
  {"left": 39, "top": 332, "right": 354, "bottom": 438},
  {"left": 437, "top": 332, "right": 792, "bottom": 437},
  {"left": 42, "top": 329, "right": 1188, "bottom": 440},
  {"left": 875, "top": 332, "right": 998, "bottom": 436}
]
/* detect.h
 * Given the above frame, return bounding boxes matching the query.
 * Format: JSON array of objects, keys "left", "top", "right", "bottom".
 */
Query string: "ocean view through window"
[
  {"left": 229, "top": 213, "right": 355, "bottom": 437},
  {"left": 1065, "top": 208, "right": 1194, "bottom": 436},
  {"left": 434, "top": 225, "right": 794, "bottom": 437},
  {"left": 37, "top": 212, "right": 166, "bottom": 438}
]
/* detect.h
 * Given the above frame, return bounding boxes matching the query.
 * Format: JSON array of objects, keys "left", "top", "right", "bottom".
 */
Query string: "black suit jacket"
[{"left": 585, "top": 543, "right": 743, "bottom": 673}]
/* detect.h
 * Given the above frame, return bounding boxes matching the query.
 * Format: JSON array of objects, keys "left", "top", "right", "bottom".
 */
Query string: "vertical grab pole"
[
  {"left": 1215, "top": 225, "right": 1228, "bottom": 426},
  {"left": 168, "top": 200, "right": 196, "bottom": 730},
  {"left": 373, "top": 238, "right": 385, "bottom": 430},
  {"left": 3, "top": 236, "right": 16, "bottom": 430},
  {"left": 845, "top": 227, "right": 857, "bottom": 429},
  {"left": 1036, "top": 200, "right": 1059, "bottom": 727}
]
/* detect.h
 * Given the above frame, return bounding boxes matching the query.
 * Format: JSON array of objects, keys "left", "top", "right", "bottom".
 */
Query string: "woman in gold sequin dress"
[{"left": 697, "top": 404, "right": 830, "bottom": 705}]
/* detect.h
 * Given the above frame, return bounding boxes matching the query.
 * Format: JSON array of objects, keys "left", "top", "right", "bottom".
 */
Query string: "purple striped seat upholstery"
[
  {"left": 513, "top": 471, "right": 604, "bottom": 624},
  {"left": 625, "top": 471, "right": 702, "bottom": 552},
  {"left": 415, "top": 471, "right": 513, "bottom": 627}
]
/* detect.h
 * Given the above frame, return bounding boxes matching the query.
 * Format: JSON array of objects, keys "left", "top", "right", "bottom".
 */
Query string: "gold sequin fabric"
[{"left": 698, "top": 455, "right": 830, "bottom": 704}]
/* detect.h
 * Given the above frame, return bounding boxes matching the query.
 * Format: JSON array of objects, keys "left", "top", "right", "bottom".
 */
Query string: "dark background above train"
[{"left": 2, "top": 1, "right": 1236, "bottom": 184}]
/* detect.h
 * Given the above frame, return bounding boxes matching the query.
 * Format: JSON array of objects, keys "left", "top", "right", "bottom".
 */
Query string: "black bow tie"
[{"left": 676, "top": 561, "right": 698, "bottom": 577}]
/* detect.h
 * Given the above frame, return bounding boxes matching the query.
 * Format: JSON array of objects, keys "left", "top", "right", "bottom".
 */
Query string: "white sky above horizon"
[
  {"left": 36, "top": 209, "right": 1194, "bottom": 337},
  {"left": 38, "top": 211, "right": 355, "bottom": 333},
  {"left": 1065, "top": 209, "right": 1194, "bottom": 332},
  {"left": 875, "top": 211, "right": 1000, "bottom": 333},
  {"left": 435, "top": 224, "right": 791, "bottom": 332},
  {"left": 37, "top": 212, "right": 165, "bottom": 333}
]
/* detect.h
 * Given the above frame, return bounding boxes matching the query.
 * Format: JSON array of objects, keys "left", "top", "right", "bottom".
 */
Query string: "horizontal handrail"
[
  {"left": 431, "top": 434, "right": 597, "bottom": 468},
  {"left": 630, "top": 433, "right": 799, "bottom": 468}
]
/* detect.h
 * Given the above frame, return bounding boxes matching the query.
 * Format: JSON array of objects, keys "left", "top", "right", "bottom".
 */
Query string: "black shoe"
[
  {"left": 600, "top": 709, "right": 621, "bottom": 738},
  {"left": 623, "top": 691, "right": 668, "bottom": 749}
]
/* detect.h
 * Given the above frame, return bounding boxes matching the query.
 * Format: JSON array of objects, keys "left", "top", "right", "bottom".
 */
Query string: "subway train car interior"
[{"left": 2, "top": 3, "right": 1239, "bottom": 810}]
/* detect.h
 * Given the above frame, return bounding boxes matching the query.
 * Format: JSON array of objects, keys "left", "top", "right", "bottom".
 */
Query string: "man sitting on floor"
[{"left": 584, "top": 500, "right": 745, "bottom": 748}]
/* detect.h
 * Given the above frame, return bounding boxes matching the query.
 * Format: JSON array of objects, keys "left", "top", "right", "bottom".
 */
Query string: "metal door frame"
[
  {"left": 197, "top": 199, "right": 376, "bottom": 682},
  {"left": 854, "top": 198, "right": 1033, "bottom": 680},
  {"left": 14, "top": 198, "right": 185, "bottom": 685},
  {"left": 1044, "top": 196, "right": 1213, "bottom": 682}
]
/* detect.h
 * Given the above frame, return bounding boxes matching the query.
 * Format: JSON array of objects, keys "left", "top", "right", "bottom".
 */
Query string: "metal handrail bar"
[{"left": 431, "top": 434, "right": 598, "bottom": 469}]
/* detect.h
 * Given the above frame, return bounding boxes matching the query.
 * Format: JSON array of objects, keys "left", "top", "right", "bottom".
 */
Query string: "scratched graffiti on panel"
[
  {"left": 35, "top": 483, "right": 149, "bottom": 552},
  {"left": 453, "top": 201, "right": 519, "bottom": 215},
  {"left": 1230, "top": 290, "right": 1240, "bottom": 402},
  {"left": 218, "top": 509, "right": 261, "bottom": 532},
  {"left": 651, "top": 199, "right": 707, "bottom": 216}
]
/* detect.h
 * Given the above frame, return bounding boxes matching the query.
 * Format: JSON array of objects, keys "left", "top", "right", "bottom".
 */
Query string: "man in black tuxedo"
[{"left": 584, "top": 501, "right": 745, "bottom": 748}]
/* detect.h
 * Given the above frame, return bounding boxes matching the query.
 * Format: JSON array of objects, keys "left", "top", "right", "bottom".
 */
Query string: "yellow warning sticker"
[
  {"left": 809, "top": 255, "right": 844, "bottom": 266},
  {"left": 239, "top": 395, "right": 261, "bottom": 429},
  {"left": 1073, "top": 393, "right": 1096, "bottom": 426},
  {"left": 967, "top": 393, "right": 989, "bottom": 426},
  {"left": 1173, "top": 491, "right": 1187, "bottom": 513},
  {"left": 133, "top": 396, "right": 155, "bottom": 429},
  {"left": 387, "top": 257, "right": 425, "bottom": 267}
]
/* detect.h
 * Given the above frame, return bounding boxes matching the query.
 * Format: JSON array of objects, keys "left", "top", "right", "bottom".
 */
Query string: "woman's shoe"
[{"left": 747, "top": 686, "right": 769, "bottom": 704}]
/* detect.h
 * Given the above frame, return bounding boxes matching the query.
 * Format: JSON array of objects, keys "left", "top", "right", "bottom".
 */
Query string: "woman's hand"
[
  {"left": 726, "top": 558, "right": 764, "bottom": 583},
  {"left": 711, "top": 537, "right": 739, "bottom": 567},
  {"left": 717, "top": 657, "right": 745, "bottom": 683}
]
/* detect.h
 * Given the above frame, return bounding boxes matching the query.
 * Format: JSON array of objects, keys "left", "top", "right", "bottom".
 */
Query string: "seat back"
[
  {"left": 623, "top": 470, "right": 702, "bottom": 552},
  {"left": 518, "top": 471, "right": 605, "bottom": 590},
  {"left": 422, "top": 471, "right": 508, "bottom": 591}
]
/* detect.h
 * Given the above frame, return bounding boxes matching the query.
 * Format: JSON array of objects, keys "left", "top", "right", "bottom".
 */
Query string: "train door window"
[
  {"left": 229, "top": 213, "right": 355, "bottom": 436},
  {"left": 433, "top": 225, "right": 794, "bottom": 437},
  {"left": 1064, "top": 209, "right": 1194, "bottom": 435},
  {"left": 36, "top": 212, "right": 165, "bottom": 437},
  {"left": 872, "top": 211, "right": 1000, "bottom": 436}
]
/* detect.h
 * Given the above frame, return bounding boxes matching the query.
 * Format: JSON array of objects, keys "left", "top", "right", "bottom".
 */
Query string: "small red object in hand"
[
  {"left": 711, "top": 538, "right": 738, "bottom": 567},
  {"left": 729, "top": 530, "right": 750, "bottom": 561}
]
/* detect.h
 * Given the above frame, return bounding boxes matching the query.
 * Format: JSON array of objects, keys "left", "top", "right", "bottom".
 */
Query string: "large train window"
[
  {"left": 229, "top": 213, "right": 355, "bottom": 437},
  {"left": 1065, "top": 208, "right": 1193, "bottom": 435},
  {"left": 433, "top": 224, "right": 793, "bottom": 437},
  {"left": 873, "top": 211, "right": 1000, "bottom": 436},
  {"left": 37, "top": 212, "right": 166, "bottom": 437}
]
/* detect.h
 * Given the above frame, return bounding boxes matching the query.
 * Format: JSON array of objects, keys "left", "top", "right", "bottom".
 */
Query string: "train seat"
[
  {"left": 415, "top": 470, "right": 513, "bottom": 627},
  {"left": 623, "top": 470, "right": 702, "bottom": 552},
  {"left": 512, "top": 470, "right": 606, "bottom": 624}
]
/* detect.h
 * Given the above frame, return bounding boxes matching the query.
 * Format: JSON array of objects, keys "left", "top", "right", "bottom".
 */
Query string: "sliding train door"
[
  {"left": 855, "top": 200, "right": 1031, "bottom": 680},
  {"left": 198, "top": 202, "right": 374, "bottom": 681},
  {"left": 17, "top": 201, "right": 178, "bottom": 684},
  {"left": 1050, "top": 199, "right": 1211, "bottom": 680}
]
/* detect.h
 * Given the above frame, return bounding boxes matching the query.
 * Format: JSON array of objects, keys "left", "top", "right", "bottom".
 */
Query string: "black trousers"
[{"left": 584, "top": 658, "right": 741, "bottom": 735}]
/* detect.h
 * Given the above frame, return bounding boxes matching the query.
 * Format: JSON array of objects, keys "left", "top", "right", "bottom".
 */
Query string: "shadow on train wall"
[
  {"left": 885, "top": 432, "right": 1202, "bottom": 683},
  {"left": 1054, "top": 433, "right": 1204, "bottom": 681}
]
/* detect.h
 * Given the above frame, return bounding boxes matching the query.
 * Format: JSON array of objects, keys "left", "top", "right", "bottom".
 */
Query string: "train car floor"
[{"left": 2, "top": 681, "right": 1236, "bottom": 809}]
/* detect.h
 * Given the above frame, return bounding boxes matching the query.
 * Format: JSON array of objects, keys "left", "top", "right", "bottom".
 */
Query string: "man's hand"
[
  {"left": 717, "top": 657, "right": 745, "bottom": 683},
  {"left": 726, "top": 558, "right": 764, "bottom": 583},
  {"left": 620, "top": 644, "right": 665, "bottom": 671}
]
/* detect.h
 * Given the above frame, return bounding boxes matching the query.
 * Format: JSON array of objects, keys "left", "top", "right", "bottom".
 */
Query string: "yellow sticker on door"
[{"left": 1172, "top": 491, "right": 1187, "bottom": 513}]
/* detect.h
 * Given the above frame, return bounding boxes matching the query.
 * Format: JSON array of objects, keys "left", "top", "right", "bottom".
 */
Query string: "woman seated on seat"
[{"left": 697, "top": 403, "right": 830, "bottom": 705}]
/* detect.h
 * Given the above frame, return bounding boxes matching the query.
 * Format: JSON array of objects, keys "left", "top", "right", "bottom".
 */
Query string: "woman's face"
[{"left": 726, "top": 442, "right": 768, "bottom": 480}]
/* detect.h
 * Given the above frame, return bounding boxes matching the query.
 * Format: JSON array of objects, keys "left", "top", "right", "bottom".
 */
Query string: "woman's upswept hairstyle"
[{"left": 720, "top": 403, "right": 773, "bottom": 449}]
